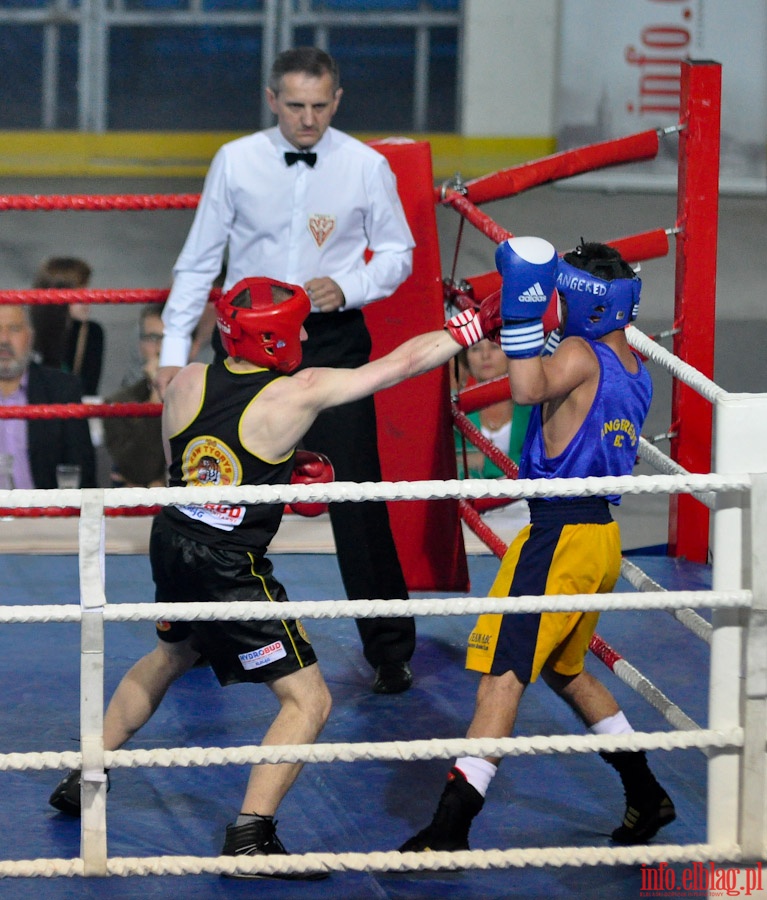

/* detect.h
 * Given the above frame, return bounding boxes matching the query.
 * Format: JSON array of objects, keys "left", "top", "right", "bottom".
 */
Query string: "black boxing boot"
[
  {"left": 222, "top": 815, "right": 328, "bottom": 881},
  {"left": 399, "top": 767, "right": 484, "bottom": 852},
  {"left": 600, "top": 750, "right": 676, "bottom": 844}
]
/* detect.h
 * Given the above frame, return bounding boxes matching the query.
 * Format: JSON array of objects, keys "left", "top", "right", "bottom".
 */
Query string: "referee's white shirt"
[{"left": 160, "top": 126, "right": 415, "bottom": 368}]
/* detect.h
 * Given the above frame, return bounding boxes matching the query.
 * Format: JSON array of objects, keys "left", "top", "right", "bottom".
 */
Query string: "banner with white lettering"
[{"left": 556, "top": 0, "right": 766, "bottom": 193}]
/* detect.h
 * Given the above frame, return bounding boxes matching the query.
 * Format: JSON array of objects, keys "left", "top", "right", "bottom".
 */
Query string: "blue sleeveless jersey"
[{"left": 519, "top": 341, "right": 652, "bottom": 505}]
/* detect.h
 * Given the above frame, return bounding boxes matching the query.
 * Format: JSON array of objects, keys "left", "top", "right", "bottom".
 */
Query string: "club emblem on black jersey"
[{"left": 182, "top": 437, "right": 242, "bottom": 486}]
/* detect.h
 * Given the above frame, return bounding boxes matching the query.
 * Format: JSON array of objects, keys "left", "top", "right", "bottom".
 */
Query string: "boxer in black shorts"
[
  {"left": 150, "top": 515, "right": 317, "bottom": 685},
  {"left": 49, "top": 274, "right": 503, "bottom": 877}
]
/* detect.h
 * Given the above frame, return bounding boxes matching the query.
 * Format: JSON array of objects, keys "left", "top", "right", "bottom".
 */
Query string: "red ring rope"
[
  {"left": 0, "top": 288, "right": 222, "bottom": 306},
  {"left": 438, "top": 128, "right": 661, "bottom": 206},
  {"left": 0, "top": 403, "right": 161, "bottom": 420},
  {"left": 0, "top": 506, "right": 161, "bottom": 518},
  {"left": 0, "top": 289, "right": 167, "bottom": 305},
  {"left": 452, "top": 405, "right": 519, "bottom": 479},
  {"left": 0, "top": 194, "right": 200, "bottom": 211}
]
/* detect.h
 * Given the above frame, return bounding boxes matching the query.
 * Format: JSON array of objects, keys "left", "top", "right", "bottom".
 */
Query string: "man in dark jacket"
[{"left": 0, "top": 304, "right": 95, "bottom": 489}]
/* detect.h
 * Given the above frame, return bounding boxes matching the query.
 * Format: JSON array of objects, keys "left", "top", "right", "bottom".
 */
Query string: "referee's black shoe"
[{"left": 372, "top": 661, "right": 413, "bottom": 694}]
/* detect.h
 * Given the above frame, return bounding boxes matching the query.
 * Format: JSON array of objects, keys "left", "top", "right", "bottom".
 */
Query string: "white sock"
[
  {"left": 453, "top": 757, "right": 497, "bottom": 797},
  {"left": 588, "top": 710, "right": 633, "bottom": 736}
]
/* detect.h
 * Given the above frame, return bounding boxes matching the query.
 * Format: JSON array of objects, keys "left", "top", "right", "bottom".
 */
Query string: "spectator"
[
  {"left": 454, "top": 338, "right": 532, "bottom": 539},
  {"left": 0, "top": 305, "right": 96, "bottom": 489},
  {"left": 455, "top": 339, "right": 532, "bottom": 478},
  {"left": 31, "top": 256, "right": 105, "bottom": 396},
  {"left": 447, "top": 347, "right": 470, "bottom": 396},
  {"left": 103, "top": 304, "right": 166, "bottom": 488}
]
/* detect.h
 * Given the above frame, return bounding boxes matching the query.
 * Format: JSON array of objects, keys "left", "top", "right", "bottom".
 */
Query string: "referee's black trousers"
[{"left": 297, "top": 310, "right": 416, "bottom": 668}]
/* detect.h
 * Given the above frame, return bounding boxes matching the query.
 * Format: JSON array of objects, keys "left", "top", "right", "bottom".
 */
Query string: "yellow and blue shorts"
[{"left": 466, "top": 498, "right": 621, "bottom": 683}]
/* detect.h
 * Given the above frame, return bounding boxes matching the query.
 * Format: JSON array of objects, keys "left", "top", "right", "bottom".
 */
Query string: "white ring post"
[
  {"left": 741, "top": 473, "right": 767, "bottom": 859},
  {"left": 78, "top": 489, "right": 108, "bottom": 876},
  {"left": 710, "top": 395, "right": 767, "bottom": 849}
]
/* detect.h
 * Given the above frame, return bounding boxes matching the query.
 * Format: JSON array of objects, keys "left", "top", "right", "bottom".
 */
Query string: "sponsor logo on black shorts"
[{"left": 238, "top": 641, "right": 287, "bottom": 671}]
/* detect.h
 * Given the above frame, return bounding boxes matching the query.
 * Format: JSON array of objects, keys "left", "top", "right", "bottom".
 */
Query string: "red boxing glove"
[
  {"left": 445, "top": 290, "right": 503, "bottom": 348},
  {"left": 542, "top": 288, "right": 561, "bottom": 334},
  {"left": 445, "top": 308, "right": 484, "bottom": 348},
  {"left": 287, "top": 450, "right": 334, "bottom": 517},
  {"left": 477, "top": 289, "right": 502, "bottom": 344}
]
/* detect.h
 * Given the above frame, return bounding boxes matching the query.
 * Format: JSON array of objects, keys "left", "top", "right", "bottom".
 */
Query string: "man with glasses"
[{"left": 103, "top": 303, "right": 167, "bottom": 488}]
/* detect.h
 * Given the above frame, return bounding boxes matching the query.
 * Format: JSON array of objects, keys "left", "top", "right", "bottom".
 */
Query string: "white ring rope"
[
  {"left": 637, "top": 438, "right": 717, "bottom": 510},
  {"left": 638, "top": 436, "right": 686, "bottom": 475},
  {"left": 0, "top": 726, "right": 740, "bottom": 774},
  {"left": 627, "top": 325, "right": 729, "bottom": 404},
  {"left": 620, "top": 557, "right": 713, "bottom": 643},
  {"left": 0, "top": 589, "right": 751, "bottom": 626},
  {"left": 607, "top": 660, "right": 702, "bottom": 733},
  {"left": 0, "top": 336, "right": 750, "bottom": 881},
  {"left": 0, "top": 470, "right": 751, "bottom": 514},
  {"left": 0, "top": 842, "right": 743, "bottom": 880},
  {"left": 104, "top": 727, "right": 741, "bottom": 768}
]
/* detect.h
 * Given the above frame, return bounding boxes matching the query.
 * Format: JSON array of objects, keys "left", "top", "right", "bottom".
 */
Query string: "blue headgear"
[{"left": 556, "top": 258, "right": 641, "bottom": 340}]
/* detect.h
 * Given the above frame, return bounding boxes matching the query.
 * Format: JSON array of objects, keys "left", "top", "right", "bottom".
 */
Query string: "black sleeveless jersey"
[{"left": 162, "top": 361, "right": 294, "bottom": 551}]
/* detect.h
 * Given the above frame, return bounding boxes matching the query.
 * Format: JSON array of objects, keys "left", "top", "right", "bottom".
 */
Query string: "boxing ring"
[{"left": 1, "top": 58, "right": 766, "bottom": 894}]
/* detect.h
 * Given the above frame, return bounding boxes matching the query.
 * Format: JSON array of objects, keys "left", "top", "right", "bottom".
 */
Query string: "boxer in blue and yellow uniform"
[
  {"left": 401, "top": 238, "right": 676, "bottom": 857},
  {"left": 467, "top": 335, "right": 651, "bottom": 681}
]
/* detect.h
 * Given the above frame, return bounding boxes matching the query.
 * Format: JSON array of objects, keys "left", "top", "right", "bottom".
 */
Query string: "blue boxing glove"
[{"left": 495, "top": 236, "right": 558, "bottom": 358}]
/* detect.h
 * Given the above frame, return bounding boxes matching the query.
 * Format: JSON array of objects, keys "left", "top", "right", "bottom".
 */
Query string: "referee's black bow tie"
[{"left": 284, "top": 151, "right": 317, "bottom": 167}]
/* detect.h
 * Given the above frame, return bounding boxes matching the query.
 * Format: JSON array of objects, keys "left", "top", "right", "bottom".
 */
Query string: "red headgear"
[{"left": 215, "top": 277, "right": 311, "bottom": 373}]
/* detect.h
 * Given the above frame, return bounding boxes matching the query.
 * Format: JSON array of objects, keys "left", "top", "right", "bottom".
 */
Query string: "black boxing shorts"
[{"left": 149, "top": 514, "right": 317, "bottom": 687}]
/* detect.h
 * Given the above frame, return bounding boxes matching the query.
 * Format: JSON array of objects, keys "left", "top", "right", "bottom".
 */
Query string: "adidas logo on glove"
[
  {"left": 517, "top": 282, "right": 548, "bottom": 304},
  {"left": 495, "top": 235, "right": 558, "bottom": 359}
]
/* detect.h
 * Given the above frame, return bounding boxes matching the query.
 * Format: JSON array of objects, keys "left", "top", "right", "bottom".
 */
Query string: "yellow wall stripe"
[{"left": 0, "top": 131, "right": 556, "bottom": 181}]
